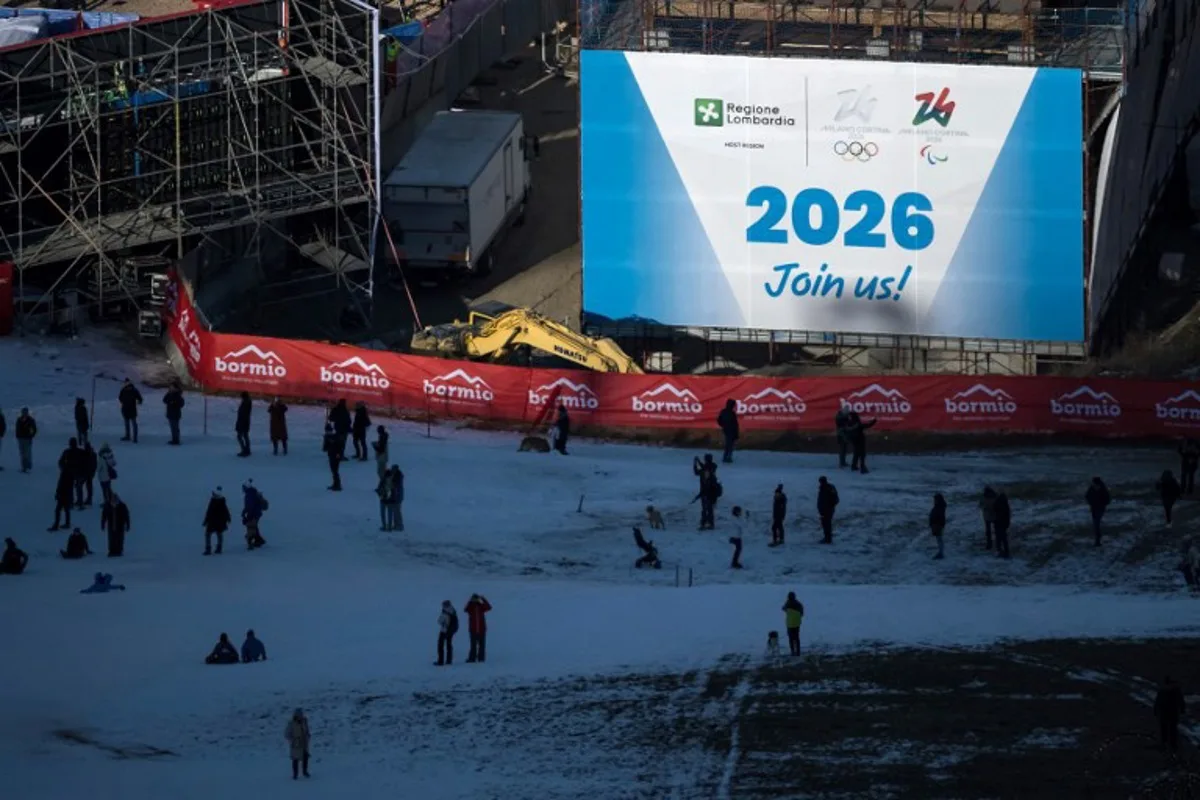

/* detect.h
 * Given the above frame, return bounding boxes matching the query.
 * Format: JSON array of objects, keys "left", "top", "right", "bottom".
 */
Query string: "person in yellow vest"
[{"left": 781, "top": 591, "right": 804, "bottom": 656}]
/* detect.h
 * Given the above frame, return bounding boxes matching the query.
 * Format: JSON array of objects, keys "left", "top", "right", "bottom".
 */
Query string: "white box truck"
[{"left": 382, "top": 110, "right": 535, "bottom": 279}]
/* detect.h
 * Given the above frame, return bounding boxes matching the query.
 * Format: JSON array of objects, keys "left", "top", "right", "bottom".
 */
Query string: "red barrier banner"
[{"left": 165, "top": 274, "right": 1200, "bottom": 438}]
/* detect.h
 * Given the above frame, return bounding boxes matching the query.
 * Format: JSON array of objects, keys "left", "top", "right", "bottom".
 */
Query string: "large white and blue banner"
[{"left": 580, "top": 51, "right": 1085, "bottom": 342}]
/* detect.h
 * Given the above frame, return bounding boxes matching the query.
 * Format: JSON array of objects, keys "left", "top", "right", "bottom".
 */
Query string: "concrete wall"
[{"left": 1089, "top": 0, "right": 1200, "bottom": 343}]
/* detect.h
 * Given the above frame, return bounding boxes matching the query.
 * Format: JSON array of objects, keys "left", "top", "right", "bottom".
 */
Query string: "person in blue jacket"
[
  {"left": 241, "top": 629, "right": 268, "bottom": 662},
  {"left": 242, "top": 480, "right": 267, "bottom": 549},
  {"left": 80, "top": 572, "right": 126, "bottom": 593}
]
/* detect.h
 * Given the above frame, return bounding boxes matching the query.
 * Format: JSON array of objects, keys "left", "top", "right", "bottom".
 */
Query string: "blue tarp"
[
  {"left": 0, "top": 8, "right": 139, "bottom": 40},
  {"left": 0, "top": 15, "right": 47, "bottom": 48},
  {"left": 382, "top": 20, "right": 423, "bottom": 45}
]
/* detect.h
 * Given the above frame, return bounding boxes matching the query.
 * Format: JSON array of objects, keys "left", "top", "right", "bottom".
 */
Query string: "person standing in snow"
[
  {"left": 834, "top": 407, "right": 851, "bottom": 469},
  {"left": 717, "top": 399, "right": 739, "bottom": 464},
  {"left": 1157, "top": 470, "right": 1182, "bottom": 529},
  {"left": 728, "top": 505, "right": 745, "bottom": 569},
  {"left": 848, "top": 411, "right": 877, "bottom": 474},
  {"left": 781, "top": 591, "right": 804, "bottom": 656},
  {"left": 50, "top": 438, "right": 84, "bottom": 530},
  {"left": 81, "top": 441, "right": 97, "bottom": 507},
  {"left": 57, "top": 438, "right": 86, "bottom": 510},
  {"left": 770, "top": 484, "right": 786, "bottom": 546},
  {"left": 553, "top": 402, "right": 570, "bottom": 455},
  {"left": 242, "top": 481, "right": 267, "bottom": 549},
  {"left": 100, "top": 492, "right": 130, "bottom": 557},
  {"left": 929, "top": 492, "right": 947, "bottom": 560},
  {"left": 464, "top": 593, "right": 492, "bottom": 663},
  {"left": 376, "top": 465, "right": 399, "bottom": 531},
  {"left": 285, "top": 709, "right": 311, "bottom": 779},
  {"left": 322, "top": 423, "right": 342, "bottom": 492},
  {"left": 15, "top": 407, "right": 36, "bottom": 472},
  {"left": 373, "top": 426, "right": 389, "bottom": 481},
  {"left": 978, "top": 487, "right": 998, "bottom": 551},
  {"left": 1154, "top": 676, "right": 1186, "bottom": 753},
  {"left": 241, "top": 630, "right": 267, "bottom": 662},
  {"left": 993, "top": 491, "right": 1012, "bottom": 559},
  {"left": 389, "top": 466, "right": 404, "bottom": 531},
  {"left": 118, "top": 378, "right": 143, "bottom": 442},
  {"left": 235, "top": 391, "right": 252, "bottom": 457},
  {"left": 268, "top": 398, "right": 289, "bottom": 455},
  {"left": 351, "top": 402, "right": 371, "bottom": 460},
  {"left": 96, "top": 442, "right": 117, "bottom": 504},
  {"left": 163, "top": 381, "right": 184, "bottom": 445},
  {"left": 817, "top": 476, "right": 838, "bottom": 544},
  {"left": 1178, "top": 439, "right": 1199, "bottom": 495},
  {"left": 1178, "top": 541, "right": 1199, "bottom": 591},
  {"left": 436, "top": 600, "right": 459, "bottom": 666},
  {"left": 328, "top": 399, "right": 351, "bottom": 460},
  {"left": 1085, "top": 477, "right": 1111, "bottom": 547},
  {"left": 73, "top": 398, "right": 89, "bottom": 447},
  {"left": 203, "top": 487, "right": 232, "bottom": 555},
  {"left": 693, "top": 454, "right": 720, "bottom": 530}
]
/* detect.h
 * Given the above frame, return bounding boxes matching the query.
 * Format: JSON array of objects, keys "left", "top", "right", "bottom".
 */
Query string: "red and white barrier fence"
[{"left": 165, "top": 272, "right": 1200, "bottom": 438}]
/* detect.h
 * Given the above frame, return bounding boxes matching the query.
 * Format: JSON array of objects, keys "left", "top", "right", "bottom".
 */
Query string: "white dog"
[{"left": 764, "top": 631, "right": 782, "bottom": 664}]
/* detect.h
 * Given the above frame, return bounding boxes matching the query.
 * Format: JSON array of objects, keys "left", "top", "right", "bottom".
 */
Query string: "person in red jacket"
[{"left": 464, "top": 594, "right": 492, "bottom": 663}]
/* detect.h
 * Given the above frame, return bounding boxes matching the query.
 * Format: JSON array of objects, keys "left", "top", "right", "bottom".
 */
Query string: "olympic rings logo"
[{"left": 833, "top": 140, "right": 879, "bottom": 162}]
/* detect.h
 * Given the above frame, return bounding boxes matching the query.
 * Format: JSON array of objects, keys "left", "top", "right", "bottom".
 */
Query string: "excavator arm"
[{"left": 411, "top": 307, "right": 644, "bottom": 374}]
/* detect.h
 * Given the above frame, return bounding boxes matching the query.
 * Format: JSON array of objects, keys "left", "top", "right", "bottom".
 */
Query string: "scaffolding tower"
[{"left": 0, "top": 0, "right": 380, "bottom": 318}]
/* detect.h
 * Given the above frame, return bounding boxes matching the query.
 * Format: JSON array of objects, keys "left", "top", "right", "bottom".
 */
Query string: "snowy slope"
[{"left": 0, "top": 333, "right": 1197, "bottom": 799}]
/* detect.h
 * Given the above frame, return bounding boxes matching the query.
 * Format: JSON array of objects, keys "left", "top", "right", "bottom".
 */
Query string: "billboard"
[{"left": 580, "top": 51, "right": 1085, "bottom": 342}]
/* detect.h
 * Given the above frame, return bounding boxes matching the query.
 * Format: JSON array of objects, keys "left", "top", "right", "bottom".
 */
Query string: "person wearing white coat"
[
  {"left": 96, "top": 443, "right": 117, "bottom": 504},
  {"left": 436, "top": 600, "right": 459, "bottom": 666}
]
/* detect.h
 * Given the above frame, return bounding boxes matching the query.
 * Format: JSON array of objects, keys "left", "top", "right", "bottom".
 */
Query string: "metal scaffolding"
[{"left": 0, "top": 0, "right": 379, "bottom": 319}]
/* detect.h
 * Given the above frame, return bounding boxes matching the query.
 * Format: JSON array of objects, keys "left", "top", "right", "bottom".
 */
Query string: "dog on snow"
[
  {"left": 645, "top": 505, "right": 665, "bottom": 530},
  {"left": 764, "top": 631, "right": 782, "bottom": 663}
]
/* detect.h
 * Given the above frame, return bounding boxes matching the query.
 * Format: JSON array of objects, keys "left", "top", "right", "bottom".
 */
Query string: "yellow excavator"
[{"left": 410, "top": 302, "right": 644, "bottom": 374}]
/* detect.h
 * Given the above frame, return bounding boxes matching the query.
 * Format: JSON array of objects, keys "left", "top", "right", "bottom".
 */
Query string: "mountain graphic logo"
[
  {"left": 841, "top": 384, "right": 912, "bottom": 416},
  {"left": 320, "top": 355, "right": 390, "bottom": 391},
  {"left": 913, "top": 88, "right": 955, "bottom": 127},
  {"left": 328, "top": 357, "right": 387, "bottom": 375},
  {"left": 1155, "top": 389, "right": 1200, "bottom": 425},
  {"left": 530, "top": 377, "right": 599, "bottom": 410},
  {"left": 737, "top": 387, "right": 807, "bottom": 416},
  {"left": 694, "top": 98, "right": 724, "bottom": 127},
  {"left": 423, "top": 369, "right": 495, "bottom": 403},
  {"left": 1050, "top": 385, "right": 1121, "bottom": 422},
  {"left": 214, "top": 343, "right": 287, "bottom": 380},
  {"left": 632, "top": 383, "right": 703, "bottom": 415},
  {"left": 945, "top": 384, "right": 1017, "bottom": 418},
  {"left": 223, "top": 345, "right": 283, "bottom": 363}
]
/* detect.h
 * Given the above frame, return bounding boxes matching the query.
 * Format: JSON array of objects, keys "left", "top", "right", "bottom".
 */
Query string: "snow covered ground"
[{"left": 1, "top": 333, "right": 1197, "bottom": 799}]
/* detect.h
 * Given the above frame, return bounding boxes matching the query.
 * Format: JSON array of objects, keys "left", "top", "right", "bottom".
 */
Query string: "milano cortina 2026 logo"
[
  {"left": 1050, "top": 386, "right": 1121, "bottom": 423},
  {"left": 632, "top": 383, "right": 703, "bottom": 420},
  {"left": 214, "top": 344, "right": 287, "bottom": 385},
  {"left": 840, "top": 384, "right": 911, "bottom": 421},
  {"left": 319, "top": 356, "right": 391, "bottom": 394},
  {"left": 528, "top": 377, "right": 600, "bottom": 411},
  {"left": 423, "top": 368, "right": 495, "bottom": 406},
  {"left": 1155, "top": 389, "right": 1200, "bottom": 428},
  {"left": 943, "top": 384, "right": 1018, "bottom": 422}
]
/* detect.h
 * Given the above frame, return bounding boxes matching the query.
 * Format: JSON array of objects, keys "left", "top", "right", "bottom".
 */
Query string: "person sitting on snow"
[
  {"left": 241, "top": 629, "right": 268, "bottom": 663},
  {"left": 60, "top": 528, "right": 93, "bottom": 560},
  {"left": 206, "top": 633, "right": 240, "bottom": 665},
  {"left": 80, "top": 572, "right": 126, "bottom": 593},
  {"left": 0, "top": 538, "right": 29, "bottom": 575}
]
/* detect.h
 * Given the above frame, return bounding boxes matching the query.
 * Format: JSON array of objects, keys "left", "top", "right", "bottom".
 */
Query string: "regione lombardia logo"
[{"left": 694, "top": 98, "right": 723, "bottom": 127}]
